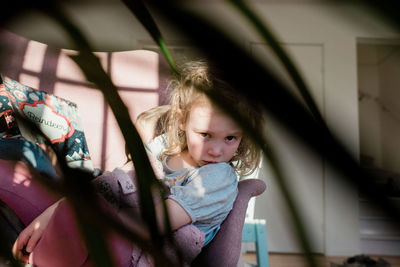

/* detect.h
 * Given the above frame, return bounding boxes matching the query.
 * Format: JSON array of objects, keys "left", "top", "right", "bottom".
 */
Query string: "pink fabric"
[{"left": 0, "top": 159, "right": 59, "bottom": 225}]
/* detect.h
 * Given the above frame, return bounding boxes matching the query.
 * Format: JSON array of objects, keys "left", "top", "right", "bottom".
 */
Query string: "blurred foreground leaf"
[{"left": 122, "top": 0, "right": 177, "bottom": 73}]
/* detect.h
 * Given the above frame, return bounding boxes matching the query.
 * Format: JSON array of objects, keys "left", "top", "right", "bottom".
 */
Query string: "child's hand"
[{"left": 12, "top": 199, "right": 61, "bottom": 263}]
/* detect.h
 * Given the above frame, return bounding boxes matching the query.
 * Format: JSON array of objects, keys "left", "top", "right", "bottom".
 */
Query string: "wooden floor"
[{"left": 242, "top": 252, "right": 400, "bottom": 267}]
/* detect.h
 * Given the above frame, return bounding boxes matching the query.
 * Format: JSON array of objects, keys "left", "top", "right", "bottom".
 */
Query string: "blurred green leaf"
[
  {"left": 0, "top": 1, "right": 176, "bottom": 265},
  {"left": 45, "top": 1, "right": 161, "bottom": 235},
  {"left": 146, "top": 0, "right": 400, "bottom": 219},
  {"left": 79, "top": 220, "right": 115, "bottom": 267},
  {"left": 122, "top": 0, "right": 178, "bottom": 73},
  {"left": 2, "top": 1, "right": 400, "bottom": 266},
  {"left": 44, "top": 4, "right": 178, "bottom": 265},
  {"left": 145, "top": 1, "right": 400, "bottom": 265}
]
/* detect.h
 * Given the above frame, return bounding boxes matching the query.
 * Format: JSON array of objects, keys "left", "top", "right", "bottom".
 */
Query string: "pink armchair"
[
  {"left": 192, "top": 178, "right": 266, "bottom": 267},
  {"left": 0, "top": 159, "right": 265, "bottom": 267}
]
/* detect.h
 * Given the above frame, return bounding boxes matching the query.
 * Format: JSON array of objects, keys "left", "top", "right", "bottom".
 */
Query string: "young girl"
[
  {"left": 142, "top": 60, "right": 263, "bottom": 245},
  {"left": 12, "top": 60, "right": 263, "bottom": 265}
]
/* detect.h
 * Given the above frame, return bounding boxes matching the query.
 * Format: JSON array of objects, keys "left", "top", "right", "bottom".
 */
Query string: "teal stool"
[{"left": 242, "top": 219, "right": 270, "bottom": 267}]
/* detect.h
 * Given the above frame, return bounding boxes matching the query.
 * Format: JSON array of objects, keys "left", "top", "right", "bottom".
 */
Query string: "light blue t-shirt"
[{"left": 146, "top": 135, "right": 238, "bottom": 246}]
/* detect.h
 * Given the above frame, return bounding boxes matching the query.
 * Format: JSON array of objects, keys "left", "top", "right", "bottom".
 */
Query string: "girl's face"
[{"left": 181, "top": 101, "right": 243, "bottom": 167}]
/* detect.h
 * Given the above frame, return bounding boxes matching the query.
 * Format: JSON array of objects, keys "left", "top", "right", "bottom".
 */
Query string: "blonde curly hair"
[{"left": 163, "top": 60, "right": 263, "bottom": 177}]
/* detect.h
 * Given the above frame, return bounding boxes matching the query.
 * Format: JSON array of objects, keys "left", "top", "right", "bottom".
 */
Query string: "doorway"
[{"left": 357, "top": 40, "right": 400, "bottom": 255}]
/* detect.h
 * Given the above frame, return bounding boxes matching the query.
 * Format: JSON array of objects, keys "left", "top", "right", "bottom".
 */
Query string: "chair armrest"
[{"left": 192, "top": 179, "right": 266, "bottom": 267}]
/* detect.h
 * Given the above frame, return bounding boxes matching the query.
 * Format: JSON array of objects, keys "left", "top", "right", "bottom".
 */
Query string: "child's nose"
[{"left": 208, "top": 143, "right": 223, "bottom": 157}]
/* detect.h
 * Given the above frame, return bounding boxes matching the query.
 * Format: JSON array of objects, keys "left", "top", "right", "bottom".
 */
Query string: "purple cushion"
[{"left": 0, "top": 75, "right": 93, "bottom": 171}]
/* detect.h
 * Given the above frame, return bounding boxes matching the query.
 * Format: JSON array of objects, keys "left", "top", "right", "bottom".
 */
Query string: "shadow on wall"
[{"left": 0, "top": 29, "right": 172, "bottom": 171}]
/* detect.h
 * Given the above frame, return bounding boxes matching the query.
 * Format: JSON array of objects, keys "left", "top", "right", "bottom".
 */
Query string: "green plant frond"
[
  {"left": 0, "top": 2, "right": 177, "bottom": 264},
  {"left": 145, "top": 1, "right": 400, "bottom": 265},
  {"left": 0, "top": 106, "right": 172, "bottom": 266},
  {"left": 202, "top": 88, "right": 319, "bottom": 267},
  {"left": 158, "top": 37, "right": 179, "bottom": 74},
  {"left": 59, "top": 165, "right": 175, "bottom": 266},
  {"left": 122, "top": 0, "right": 178, "bottom": 73},
  {"left": 79, "top": 222, "right": 115, "bottom": 267},
  {"left": 69, "top": 52, "right": 163, "bottom": 240},
  {"left": 143, "top": 2, "right": 322, "bottom": 266},
  {"left": 18, "top": 1, "right": 175, "bottom": 262},
  {"left": 3, "top": 1, "right": 400, "bottom": 266},
  {"left": 146, "top": 0, "right": 400, "bottom": 218},
  {"left": 47, "top": 2, "right": 161, "bottom": 235}
]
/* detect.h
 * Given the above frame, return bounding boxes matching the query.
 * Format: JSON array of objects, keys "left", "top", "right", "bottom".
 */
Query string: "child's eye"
[
  {"left": 200, "top": 133, "right": 209, "bottom": 138},
  {"left": 225, "top": 136, "right": 236, "bottom": 142}
]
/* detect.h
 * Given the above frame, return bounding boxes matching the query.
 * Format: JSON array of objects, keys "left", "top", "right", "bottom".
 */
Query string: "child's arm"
[{"left": 156, "top": 199, "right": 192, "bottom": 233}]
